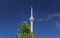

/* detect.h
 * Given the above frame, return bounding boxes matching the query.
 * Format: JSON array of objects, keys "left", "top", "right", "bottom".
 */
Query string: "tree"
[
  {"left": 16, "top": 21, "right": 36, "bottom": 38},
  {"left": 16, "top": 33, "right": 18, "bottom": 38}
]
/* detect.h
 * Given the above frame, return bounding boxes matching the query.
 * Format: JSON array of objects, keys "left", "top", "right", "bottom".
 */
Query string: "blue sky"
[{"left": 0, "top": 0, "right": 60, "bottom": 38}]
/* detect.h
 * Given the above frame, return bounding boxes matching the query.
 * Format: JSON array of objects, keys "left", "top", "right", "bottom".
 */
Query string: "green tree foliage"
[
  {"left": 16, "top": 21, "right": 36, "bottom": 38},
  {"left": 16, "top": 33, "right": 18, "bottom": 38}
]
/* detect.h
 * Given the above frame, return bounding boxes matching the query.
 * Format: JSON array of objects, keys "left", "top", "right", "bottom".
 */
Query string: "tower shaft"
[{"left": 31, "top": 21, "right": 33, "bottom": 32}]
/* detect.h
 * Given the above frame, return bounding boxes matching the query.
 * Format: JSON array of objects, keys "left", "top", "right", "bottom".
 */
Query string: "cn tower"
[{"left": 29, "top": 6, "right": 34, "bottom": 33}]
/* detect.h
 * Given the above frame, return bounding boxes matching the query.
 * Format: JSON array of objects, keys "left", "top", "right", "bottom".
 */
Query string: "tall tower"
[{"left": 29, "top": 6, "right": 34, "bottom": 33}]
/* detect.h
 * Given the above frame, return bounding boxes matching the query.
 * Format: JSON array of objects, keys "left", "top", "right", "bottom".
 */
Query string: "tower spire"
[{"left": 31, "top": 6, "right": 33, "bottom": 16}]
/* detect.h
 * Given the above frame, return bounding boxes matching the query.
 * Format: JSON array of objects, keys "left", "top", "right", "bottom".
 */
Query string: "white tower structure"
[{"left": 29, "top": 6, "right": 34, "bottom": 33}]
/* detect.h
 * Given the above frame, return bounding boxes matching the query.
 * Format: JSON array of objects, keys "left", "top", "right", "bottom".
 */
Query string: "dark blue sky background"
[{"left": 0, "top": 0, "right": 60, "bottom": 38}]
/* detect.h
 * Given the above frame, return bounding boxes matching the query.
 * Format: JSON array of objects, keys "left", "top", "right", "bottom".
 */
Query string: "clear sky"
[{"left": 0, "top": 0, "right": 60, "bottom": 38}]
